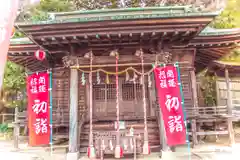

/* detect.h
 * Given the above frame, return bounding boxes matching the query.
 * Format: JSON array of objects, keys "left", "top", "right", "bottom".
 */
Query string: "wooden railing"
[
  {"left": 78, "top": 110, "right": 87, "bottom": 147},
  {"left": 0, "top": 113, "right": 15, "bottom": 124},
  {"left": 16, "top": 108, "right": 71, "bottom": 127},
  {"left": 185, "top": 106, "right": 228, "bottom": 118},
  {"left": 232, "top": 99, "right": 240, "bottom": 116}
]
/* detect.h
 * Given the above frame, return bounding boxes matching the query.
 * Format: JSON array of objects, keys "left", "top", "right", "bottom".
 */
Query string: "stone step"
[
  {"left": 79, "top": 119, "right": 161, "bottom": 154},
  {"left": 80, "top": 134, "right": 160, "bottom": 141},
  {"left": 79, "top": 146, "right": 161, "bottom": 154},
  {"left": 79, "top": 137, "right": 160, "bottom": 148},
  {"left": 83, "top": 123, "right": 158, "bottom": 130}
]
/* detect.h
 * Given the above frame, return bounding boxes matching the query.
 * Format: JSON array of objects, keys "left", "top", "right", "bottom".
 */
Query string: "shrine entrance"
[{"left": 92, "top": 77, "right": 150, "bottom": 120}]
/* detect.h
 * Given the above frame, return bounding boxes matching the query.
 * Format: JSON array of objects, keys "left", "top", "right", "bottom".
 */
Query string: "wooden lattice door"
[
  {"left": 120, "top": 79, "right": 149, "bottom": 118},
  {"left": 93, "top": 83, "right": 116, "bottom": 119},
  {"left": 92, "top": 78, "right": 150, "bottom": 120}
]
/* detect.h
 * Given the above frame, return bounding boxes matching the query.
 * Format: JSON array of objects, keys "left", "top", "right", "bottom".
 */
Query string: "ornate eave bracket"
[
  {"left": 62, "top": 56, "right": 79, "bottom": 68},
  {"left": 154, "top": 50, "right": 173, "bottom": 64}
]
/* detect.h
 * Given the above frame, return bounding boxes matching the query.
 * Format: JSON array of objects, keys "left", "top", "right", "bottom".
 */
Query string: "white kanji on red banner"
[
  {"left": 30, "top": 77, "right": 38, "bottom": 94},
  {"left": 34, "top": 118, "right": 48, "bottom": 135},
  {"left": 160, "top": 80, "right": 167, "bottom": 88},
  {"left": 158, "top": 70, "right": 166, "bottom": 79},
  {"left": 168, "top": 79, "right": 176, "bottom": 87},
  {"left": 166, "top": 69, "right": 174, "bottom": 78},
  {"left": 165, "top": 95, "right": 179, "bottom": 112},
  {"left": 32, "top": 100, "right": 47, "bottom": 114},
  {"left": 38, "top": 76, "right": 46, "bottom": 93},
  {"left": 168, "top": 115, "right": 183, "bottom": 133}
]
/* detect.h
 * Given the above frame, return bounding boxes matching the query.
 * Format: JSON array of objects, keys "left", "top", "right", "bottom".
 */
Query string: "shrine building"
[{"left": 8, "top": 6, "right": 240, "bottom": 160}]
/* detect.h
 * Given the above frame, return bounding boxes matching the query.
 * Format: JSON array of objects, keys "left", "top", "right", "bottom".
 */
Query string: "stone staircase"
[{"left": 79, "top": 117, "right": 161, "bottom": 154}]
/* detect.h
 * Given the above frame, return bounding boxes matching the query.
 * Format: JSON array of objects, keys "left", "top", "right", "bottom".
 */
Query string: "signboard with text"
[
  {"left": 27, "top": 72, "right": 50, "bottom": 146},
  {"left": 154, "top": 65, "right": 186, "bottom": 146}
]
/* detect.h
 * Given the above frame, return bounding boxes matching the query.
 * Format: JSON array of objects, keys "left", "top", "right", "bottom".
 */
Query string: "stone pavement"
[{"left": 1, "top": 140, "right": 240, "bottom": 160}]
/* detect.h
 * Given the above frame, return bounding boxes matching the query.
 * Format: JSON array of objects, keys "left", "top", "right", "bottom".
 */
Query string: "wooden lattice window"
[
  {"left": 93, "top": 84, "right": 105, "bottom": 100},
  {"left": 93, "top": 84, "right": 116, "bottom": 100},
  {"left": 106, "top": 84, "right": 116, "bottom": 100},
  {"left": 122, "top": 83, "right": 135, "bottom": 101},
  {"left": 122, "top": 83, "right": 148, "bottom": 101}
]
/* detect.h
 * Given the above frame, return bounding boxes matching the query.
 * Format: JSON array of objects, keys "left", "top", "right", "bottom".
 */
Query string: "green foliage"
[
  {"left": 72, "top": 0, "right": 120, "bottom": 10},
  {"left": 220, "top": 48, "right": 240, "bottom": 64},
  {"left": 71, "top": 0, "right": 184, "bottom": 9},
  {"left": 18, "top": 0, "right": 75, "bottom": 22},
  {"left": 13, "top": 31, "right": 24, "bottom": 38},
  {"left": 200, "top": 75, "right": 217, "bottom": 106},
  {"left": 211, "top": 0, "right": 240, "bottom": 28},
  {"left": 0, "top": 62, "right": 26, "bottom": 110},
  {"left": 0, "top": 124, "right": 8, "bottom": 133},
  {"left": 3, "top": 0, "right": 76, "bottom": 111},
  {"left": 222, "top": 49, "right": 240, "bottom": 62},
  {"left": 3, "top": 62, "right": 25, "bottom": 91}
]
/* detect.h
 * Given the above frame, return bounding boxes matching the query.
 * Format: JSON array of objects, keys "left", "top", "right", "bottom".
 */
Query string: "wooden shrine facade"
[
  {"left": 208, "top": 61, "right": 240, "bottom": 116},
  {"left": 8, "top": 6, "right": 240, "bottom": 159}
]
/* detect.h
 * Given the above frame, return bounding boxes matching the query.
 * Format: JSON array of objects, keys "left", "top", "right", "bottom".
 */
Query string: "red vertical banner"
[
  {"left": 154, "top": 65, "right": 186, "bottom": 146},
  {"left": 27, "top": 72, "right": 50, "bottom": 146}
]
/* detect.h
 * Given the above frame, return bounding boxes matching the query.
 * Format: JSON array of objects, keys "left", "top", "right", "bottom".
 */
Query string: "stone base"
[
  {"left": 161, "top": 150, "right": 176, "bottom": 160},
  {"left": 114, "top": 145, "right": 122, "bottom": 158},
  {"left": 143, "top": 141, "right": 150, "bottom": 155},
  {"left": 66, "top": 152, "right": 79, "bottom": 160},
  {"left": 88, "top": 146, "right": 96, "bottom": 158}
]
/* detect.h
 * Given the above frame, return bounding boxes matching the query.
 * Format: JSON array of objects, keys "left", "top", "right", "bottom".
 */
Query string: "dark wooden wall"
[{"left": 51, "top": 49, "right": 195, "bottom": 122}]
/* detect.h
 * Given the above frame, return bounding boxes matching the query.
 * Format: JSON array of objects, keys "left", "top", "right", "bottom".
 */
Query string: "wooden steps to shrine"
[{"left": 79, "top": 118, "right": 161, "bottom": 154}]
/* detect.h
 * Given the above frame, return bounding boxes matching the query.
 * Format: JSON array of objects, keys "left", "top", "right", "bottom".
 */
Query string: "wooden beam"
[
  {"left": 169, "top": 31, "right": 183, "bottom": 42},
  {"left": 195, "top": 34, "right": 240, "bottom": 40},
  {"left": 191, "top": 40, "right": 239, "bottom": 47},
  {"left": 28, "top": 23, "right": 202, "bottom": 36},
  {"left": 66, "top": 53, "right": 190, "bottom": 66},
  {"left": 33, "top": 28, "right": 197, "bottom": 39},
  {"left": 199, "top": 49, "right": 221, "bottom": 58},
  {"left": 198, "top": 49, "right": 220, "bottom": 59},
  {"left": 41, "top": 38, "right": 46, "bottom": 41},
  {"left": 210, "top": 48, "right": 231, "bottom": 56}
]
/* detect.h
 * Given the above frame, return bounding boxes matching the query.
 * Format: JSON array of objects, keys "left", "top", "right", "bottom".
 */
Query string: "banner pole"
[
  {"left": 49, "top": 69, "right": 53, "bottom": 155},
  {"left": 175, "top": 62, "right": 191, "bottom": 160}
]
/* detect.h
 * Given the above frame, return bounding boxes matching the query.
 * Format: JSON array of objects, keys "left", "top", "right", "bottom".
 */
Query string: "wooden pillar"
[
  {"left": 190, "top": 69, "right": 198, "bottom": 146},
  {"left": 225, "top": 68, "right": 235, "bottom": 146},
  {"left": 67, "top": 68, "right": 79, "bottom": 157},
  {"left": 114, "top": 52, "right": 121, "bottom": 158},
  {"left": 159, "top": 108, "right": 168, "bottom": 152},
  {"left": 13, "top": 107, "right": 19, "bottom": 150},
  {"left": 140, "top": 49, "right": 150, "bottom": 155},
  {"left": 88, "top": 51, "right": 96, "bottom": 158}
]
